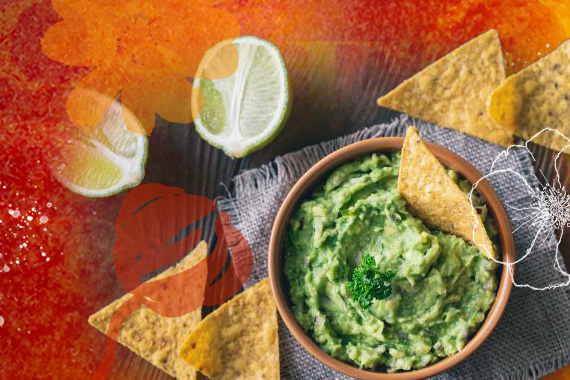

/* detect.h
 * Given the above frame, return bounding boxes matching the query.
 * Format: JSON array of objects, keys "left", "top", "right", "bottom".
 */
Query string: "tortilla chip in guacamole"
[{"left": 398, "top": 127, "right": 495, "bottom": 258}]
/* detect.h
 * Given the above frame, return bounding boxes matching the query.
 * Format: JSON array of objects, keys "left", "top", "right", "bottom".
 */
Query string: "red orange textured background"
[{"left": 1, "top": 0, "right": 569, "bottom": 378}]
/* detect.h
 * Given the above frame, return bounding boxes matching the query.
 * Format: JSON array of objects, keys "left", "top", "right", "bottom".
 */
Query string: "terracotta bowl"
[{"left": 268, "top": 137, "right": 515, "bottom": 380}]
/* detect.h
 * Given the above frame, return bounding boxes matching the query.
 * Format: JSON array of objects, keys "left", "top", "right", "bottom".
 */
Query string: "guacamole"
[{"left": 285, "top": 153, "right": 498, "bottom": 372}]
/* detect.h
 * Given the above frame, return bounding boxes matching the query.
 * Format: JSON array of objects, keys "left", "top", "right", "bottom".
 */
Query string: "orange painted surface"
[
  {"left": 1, "top": 0, "right": 569, "bottom": 378},
  {"left": 41, "top": 0, "right": 240, "bottom": 134},
  {"left": 542, "top": 365, "right": 570, "bottom": 380}
]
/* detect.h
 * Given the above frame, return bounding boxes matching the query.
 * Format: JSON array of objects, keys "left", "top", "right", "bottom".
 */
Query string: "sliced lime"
[
  {"left": 192, "top": 36, "right": 291, "bottom": 158},
  {"left": 51, "top": 90, "right": 148, "bottom": 197}
]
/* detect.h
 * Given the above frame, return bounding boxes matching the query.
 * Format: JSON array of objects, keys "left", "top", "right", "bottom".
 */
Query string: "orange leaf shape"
[{"left": 42, "top": 0, "right": 241, "bottom": 134}]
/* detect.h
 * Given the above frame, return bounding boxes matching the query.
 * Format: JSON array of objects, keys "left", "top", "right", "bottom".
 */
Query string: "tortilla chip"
[
  {"left": 489, "top": 39, "right": 570, "bottom": 152},
  {"left": 378, "top": 30, "right": 513, "bottom": 147},
  {"left": 398, "top": 127, "right": 495, "bottom": 258},
  {"left": 180, "top": 278, "right": 279, "bottom": 380},
  {"left": 88, "top": 242, "right": 208, "bottom": 380}
]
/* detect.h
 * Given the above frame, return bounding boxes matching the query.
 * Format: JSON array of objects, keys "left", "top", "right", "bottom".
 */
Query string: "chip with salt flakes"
[
  {"left": 378, "top": 29, "right": 512, "bottom": 147},
  {"left": 180, "top": 278, "right": 279, "bottom": 380},
  {"left": 88, "top": 242, "right": 208, "bottom": 380},
  {"left": 398, "top": 127, "right": 495, "bottom": 258},
  {"left": 489, "top": 39, "right": 570, "bottom": 153}
]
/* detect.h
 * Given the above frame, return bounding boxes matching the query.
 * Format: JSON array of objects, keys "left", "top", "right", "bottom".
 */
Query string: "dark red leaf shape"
[
  {"left": 113, "top": 183, "right": 215, "bottom": 293},
  {"left": 205, "top": 211, "right": 253, "bottom": 306},
  {"left": 92, "top": 184, "right": 252, "bottom": 380}
]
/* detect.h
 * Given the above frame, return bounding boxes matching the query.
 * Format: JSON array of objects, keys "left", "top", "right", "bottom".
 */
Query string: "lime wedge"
[
  {"left": 192, "top": 36, "right": 291, "bottom": 158},
  {"left": 51, "top": 91, "right": 148, "bottom": 197}
]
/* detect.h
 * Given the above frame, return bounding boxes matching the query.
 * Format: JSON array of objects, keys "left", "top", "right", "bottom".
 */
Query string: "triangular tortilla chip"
[
  {"left": 378, "top": 30, "right": 512, "bottom": 147},
  {"left": 489, "top": 39, "right": 570, "bottom": 153},
  {"left": 180, "top": 278, "right": 279, "bottom": 380},
  {"left": 398, "top": 127, "right": 495, "bottom": 258},
  {"left": 88, "top": 242, "right": 208, "bottom": 380}
]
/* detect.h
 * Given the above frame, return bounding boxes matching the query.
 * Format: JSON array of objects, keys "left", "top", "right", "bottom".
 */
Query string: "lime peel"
[
  {"left": 192, "top": 36, "right": 291, "bottom": 158},
  {"left": 51, "top": 92, "right": 148, "bottom": 198}
]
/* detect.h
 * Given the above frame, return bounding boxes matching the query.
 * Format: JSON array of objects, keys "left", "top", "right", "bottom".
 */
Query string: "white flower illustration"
[{"left": 469, "top": 128, "right": 570, "bottom": 290}]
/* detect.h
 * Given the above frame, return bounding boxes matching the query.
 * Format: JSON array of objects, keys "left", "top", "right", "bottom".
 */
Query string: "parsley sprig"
[{"left": 348, "top": 254, "right": 395, "bottom": 309}]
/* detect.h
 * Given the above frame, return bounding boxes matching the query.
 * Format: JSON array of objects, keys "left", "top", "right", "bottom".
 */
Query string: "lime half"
[
  {"left": 51, "top": 91, "right": 148, "bottom": 197},
  {"left": 192, "top": 36, "right": 291, "bottom": 158}
]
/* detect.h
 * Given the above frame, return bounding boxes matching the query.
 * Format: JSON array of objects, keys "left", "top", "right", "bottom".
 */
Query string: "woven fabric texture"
[{"left": 218, "top": 115, "right": 570, "bottom": 380}]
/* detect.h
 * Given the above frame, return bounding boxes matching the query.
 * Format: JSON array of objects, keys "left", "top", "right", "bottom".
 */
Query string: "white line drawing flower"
[{"left": 469, "top": 128, "right": 570, "bottom": 290}]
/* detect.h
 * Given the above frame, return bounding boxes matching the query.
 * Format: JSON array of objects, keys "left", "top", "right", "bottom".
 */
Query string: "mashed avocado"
[{"left": 285, "top": 153, "right": 498, "bottom": 372}]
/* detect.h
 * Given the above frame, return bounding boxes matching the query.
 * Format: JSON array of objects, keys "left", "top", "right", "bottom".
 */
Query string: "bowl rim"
[{"left": 268, "top": 137, "right": 515, "bottom": 380}]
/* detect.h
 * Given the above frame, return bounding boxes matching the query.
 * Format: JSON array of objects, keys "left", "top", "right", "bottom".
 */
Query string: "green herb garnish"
[{"left": 348, "top": 254, "right": 395, "bottom": 309}]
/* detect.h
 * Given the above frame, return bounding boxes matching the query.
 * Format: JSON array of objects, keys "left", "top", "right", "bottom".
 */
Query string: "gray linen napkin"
[{"left": 217, "top": 115, "right": 570, "bottom": 380}]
